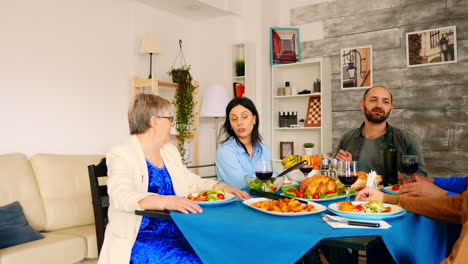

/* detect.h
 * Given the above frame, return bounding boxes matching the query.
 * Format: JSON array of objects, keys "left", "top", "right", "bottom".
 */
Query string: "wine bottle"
[{"left": 383, "top": 143, "right": 398, "bottom": 185}]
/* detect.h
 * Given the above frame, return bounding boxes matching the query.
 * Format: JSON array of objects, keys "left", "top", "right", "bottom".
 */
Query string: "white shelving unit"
[
  {"left": 232, "top": 42, "right": 255, "bottom": 99},
  {"left": 271, "top": 59, "right": 332, "bottom": 162}
]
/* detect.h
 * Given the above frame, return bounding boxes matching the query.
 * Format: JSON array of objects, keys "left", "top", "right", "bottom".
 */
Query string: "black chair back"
[{"left": 88, "top": 158, "right": 108, "bottom": 255}]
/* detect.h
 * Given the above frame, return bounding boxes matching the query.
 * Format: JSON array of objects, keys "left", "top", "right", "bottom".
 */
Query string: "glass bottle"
[{"left": 383, "top": 143, "right": 398, "bottom": 185}]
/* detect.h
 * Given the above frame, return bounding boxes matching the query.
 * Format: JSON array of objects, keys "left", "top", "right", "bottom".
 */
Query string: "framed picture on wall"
[
  {"left": 406, "top": 26, "right": 457, "bottom": 67},
  {"left": 280, "top": 142, "right": 294, "bottom": 159},
  {"left": 341, "top": 46, "right": 373, "bottom": 90},
  {"left": 270, "top": 27, "right": 301, "bottom": 65}
]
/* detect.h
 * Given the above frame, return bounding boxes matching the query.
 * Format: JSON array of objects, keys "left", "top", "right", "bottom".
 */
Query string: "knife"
[
  {"left": 250, "top": 189, "right": 308, "bottom": 204},
  {"left": 322, "top": 214, "right": 381, "bottom": 228}
]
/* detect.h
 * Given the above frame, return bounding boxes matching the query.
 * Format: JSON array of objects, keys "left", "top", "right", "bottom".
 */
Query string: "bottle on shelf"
[{"left": 284, "top": 81, "right": 292, "bottom": 96}]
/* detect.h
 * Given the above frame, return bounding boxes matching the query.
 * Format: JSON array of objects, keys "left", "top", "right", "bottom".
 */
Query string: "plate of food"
[
  {"left": 328, "top": 201, "right": 406, "bottom": 220},
  {"left": 381, "top": 184, "right": 401, "bottom": 195},
  {"left": 243, "top": 197, "right": 327, "bottom": 216},
  {"left": 186, "top": 189, "right": 237, "bottom": 206},
  {"left": 279, "top": 174, "right": 356, "bottom": 202}
]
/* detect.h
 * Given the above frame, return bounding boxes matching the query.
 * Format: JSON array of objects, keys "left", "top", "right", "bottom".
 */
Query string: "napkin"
[
  {"left": 322, "top": 214, "right": 391, "bottom": 229},
  {"left": 366, "top": 170, "right": 378, "bottom": 189}
]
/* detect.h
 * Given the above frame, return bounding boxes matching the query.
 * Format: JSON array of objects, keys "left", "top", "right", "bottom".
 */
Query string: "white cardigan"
[{"left": 98, "top": 135, "right": 217, "bottom": 264}]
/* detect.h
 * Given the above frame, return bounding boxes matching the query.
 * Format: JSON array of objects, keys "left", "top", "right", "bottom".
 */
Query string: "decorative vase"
[{"left": 304, "top": 147, "right": 314, "bottom": 156}]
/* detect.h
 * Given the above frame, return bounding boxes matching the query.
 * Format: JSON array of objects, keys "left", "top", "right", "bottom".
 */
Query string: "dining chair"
[
  {"left": 187, "top": 163, "right": 217, "bottom": 180},
  {"left": 87, "top": 158, "right": 108, "bottom": 256}
]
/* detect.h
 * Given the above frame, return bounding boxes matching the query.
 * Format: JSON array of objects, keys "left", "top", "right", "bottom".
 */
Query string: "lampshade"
[
  {"left": 140, "top": 34, "right": 161, "bottom": 54},
  {"left": 200, "top": 85, "right": 231, "bottom": 117}
]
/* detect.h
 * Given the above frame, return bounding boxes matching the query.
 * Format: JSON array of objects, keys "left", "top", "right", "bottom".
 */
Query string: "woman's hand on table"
[
  {"left": 214, "top": 183, "right": 251, "bottom": 200},
  {"left": 398, "top": 180, "right": 447, "bottom": 197},
  {"left": 139, "top": 194, "right": 203, "bottom": 214},
  {"left": 355, "top": 187, "right": 384, "bottom": 202}
]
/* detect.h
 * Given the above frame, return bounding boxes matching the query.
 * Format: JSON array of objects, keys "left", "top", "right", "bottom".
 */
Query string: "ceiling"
[{"left": 137, "top": 0, "right": 241, "bottom": 20}]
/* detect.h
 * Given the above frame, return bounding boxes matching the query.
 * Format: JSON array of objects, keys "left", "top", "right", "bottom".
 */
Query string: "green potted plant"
[
  {"left": 234, "top": 59, "right": 245, "bottom": 76},
  {"left": 303, "top": 143, "right": 315, "bottom": 155},
  {"left": 168, "top": 65, "right": 195, "bottom": 164}
]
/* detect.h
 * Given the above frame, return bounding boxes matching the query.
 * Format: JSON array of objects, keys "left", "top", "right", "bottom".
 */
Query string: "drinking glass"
[
  {"left": 338, "top": 161, "right": 358, "bottom": 201},
  {"left": 254, "top": 159, "right": 273, "bottom": 191},
  {"left": 402, "top": 155, "right": 419, "bottom": 179},
  {"left": 299, "top": 155, "right": 314, "bottom": 178},
  {"left": 329, "top": 158, "right": 339, "bottom": 179}
]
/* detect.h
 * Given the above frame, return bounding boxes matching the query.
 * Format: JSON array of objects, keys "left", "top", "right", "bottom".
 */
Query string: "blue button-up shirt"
[
  {"left": 434, "top": 176, "right": 468, "bottom": 196},
  {"left": 216, "top": 137, "right": 272, "bottom": 189}
]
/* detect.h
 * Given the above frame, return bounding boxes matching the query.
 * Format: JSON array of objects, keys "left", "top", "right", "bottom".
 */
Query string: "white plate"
[
  {"left": 186, "top": 192, "right": 237, "bottom": 206},
  {"left": 279, "top": 192, "right": 354, "bottom": 202},
  {"left": 381, "top": 186, "right": 399, "bottom": 195},
  {"left": 282, "top": 181, "right": 298, "bottom": 187},
  {"left": 243, "top": 197, "right": 327, "bottom": 216},
  {"left": 328, "top": 201, "right": 407, "bottom": 220}
]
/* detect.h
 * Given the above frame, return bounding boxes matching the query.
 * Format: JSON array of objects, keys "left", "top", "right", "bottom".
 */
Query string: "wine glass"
[
  {"left": 402, "top": 155, "right": 419, "bottom": 179},
  {"left": 299, "top": 155, "right": 314, "bottom": 178},
  {"left": 254, "top": 159, "right": 273, "bottom": 191},
  {"left": 338, "top": 161, "right": 358, "bottom": 202}
]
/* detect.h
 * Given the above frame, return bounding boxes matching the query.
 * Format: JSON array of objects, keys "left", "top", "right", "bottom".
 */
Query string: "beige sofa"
[{"left": 0, "top": 153, "right": 103, "bottom": 264}]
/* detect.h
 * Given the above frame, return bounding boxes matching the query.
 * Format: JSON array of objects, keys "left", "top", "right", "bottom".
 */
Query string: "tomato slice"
[
  {"left": 288, "top": 188, "right": 297, "bottom": 194},
  {"left": 392, "top": 185, "right": 400, "bottom": 191},
  {"left": 312, "top": 193, "right": 320, "bottom": 199},
  {"left": 200, "top": 193, "right": 209, "bottom": 197},
  {"left": 271, "top": 186, "right": 278, "bottom": 192},
  {"left": 217, "top": 193, "right": 225, "bottom": 200},
  {"left": 325, "top": 191, "right": 334, "bottom": 195},
  {"left": 385, "top": 207, "right": 392, "bottom": 213},
  {"left": 297, "top": 192, "right": 305, "bottom": 198},
  {"left": 195, "top": 195, "right": 206, "bottom": 201},
  {"left": 356, "top": 204, "right": 365, "bottom": 211}
]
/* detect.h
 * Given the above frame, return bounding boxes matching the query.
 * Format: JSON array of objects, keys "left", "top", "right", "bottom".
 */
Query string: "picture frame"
[
  {"left": 270, "top": 27, "right": 301, "bottom": 65},
  {"left": 406, "top": 26, "right": 457, "bottom": 67},
  {"left": 341, "top": 46, "right": 373, "bottom": 90},
  {"left": 280, "top": 142, "right": 294, "bottom": 159},
  {"left": 305, "top": 95, "right": 321, "bottom": 127}
]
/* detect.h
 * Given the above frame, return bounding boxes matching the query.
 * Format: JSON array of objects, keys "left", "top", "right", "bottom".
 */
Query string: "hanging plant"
[{"left": 168, "top": 65, "right": 195, "bottom": 165}]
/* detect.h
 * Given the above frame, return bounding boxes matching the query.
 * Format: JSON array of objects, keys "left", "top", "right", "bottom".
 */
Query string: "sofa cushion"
[
  {"left": 53, "top": 224, "right": 98, "bottom": 259},
  {"left": 0, "top": 231, "right": 86, "bottom": 264},
  {"left": 0, "top": 153, "right": 46, "bottom": 231},
  {"left": 30, "top": 154, "right": 103, "bottom": 231},
  {"left": 0, "top": 201, "right": 44, "bottom": 249}
]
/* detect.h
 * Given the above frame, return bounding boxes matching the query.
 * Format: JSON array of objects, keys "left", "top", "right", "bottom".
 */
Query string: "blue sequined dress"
[{"left": 129, "top": 160, "right": 202, "bottom": 264}]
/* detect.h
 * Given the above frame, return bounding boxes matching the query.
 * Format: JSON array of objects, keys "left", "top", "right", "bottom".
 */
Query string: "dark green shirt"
[{"left": 335, "top": 122, "right": 427, "bottom": 176}]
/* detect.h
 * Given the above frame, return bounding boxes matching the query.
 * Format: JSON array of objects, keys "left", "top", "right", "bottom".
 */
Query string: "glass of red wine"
[
  {"left": 338, "top": 161, "right": 358, "bottom": 202},
  {"left": 255, "top": 159, "right": 273, "bottom": 192},
  {"left": 299, "top": 155, "right": 314, "bottom": 178},
  {"left": 402, "top": 155, "right": 419, "bottom": 179}
]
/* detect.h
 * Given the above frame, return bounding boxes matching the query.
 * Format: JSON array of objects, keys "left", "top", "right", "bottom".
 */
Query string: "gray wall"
[{"left": 291, "top": 0, "right": 468, "bottom": 178}]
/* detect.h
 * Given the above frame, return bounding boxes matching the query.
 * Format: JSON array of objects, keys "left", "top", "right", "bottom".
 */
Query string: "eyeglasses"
[{"left": 156, "top": 116, "right": 174, "bottom": 122}]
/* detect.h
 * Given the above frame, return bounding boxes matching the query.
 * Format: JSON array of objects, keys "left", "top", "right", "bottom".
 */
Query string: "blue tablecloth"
[{"left": 171, "top": 199, "right": 449, "bottom": 264}]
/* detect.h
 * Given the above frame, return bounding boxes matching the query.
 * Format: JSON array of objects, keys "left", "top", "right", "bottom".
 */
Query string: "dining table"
[{"left": 135, "top": 195, "right": 453, "bottom": 264}]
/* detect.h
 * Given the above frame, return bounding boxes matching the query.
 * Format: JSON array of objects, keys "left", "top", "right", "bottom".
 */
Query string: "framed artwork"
[
  {"left": 341, "top": 46, "right": 373, "bottom": 90},
  {"left": 270, "top": 27, "right": 301, "bottom": 65},
  {"left": 406, "top": 26, "right": 457, "bottom": 67},
  {"left": 305, "top": 95, "right": 321, "bottom": 127},
  {"left": 280, "top": 142, "right": 294, "bottom": 159}
]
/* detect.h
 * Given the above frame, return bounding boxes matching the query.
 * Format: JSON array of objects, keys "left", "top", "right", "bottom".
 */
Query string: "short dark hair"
[
  {"left": 220, "top": 97, "right": 262, "bottom": 152},
  {"left": 362, "top": 86, "right": 393, "bottom": 103}
]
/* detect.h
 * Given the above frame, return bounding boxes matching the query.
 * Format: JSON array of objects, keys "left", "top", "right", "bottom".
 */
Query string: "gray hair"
[{"left": 128, "top": 93, "right": 171, "bottom": 135}]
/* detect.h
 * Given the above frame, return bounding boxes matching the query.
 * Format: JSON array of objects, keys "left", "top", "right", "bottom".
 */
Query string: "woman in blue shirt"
[{"left": 216, "top": 97, "right": 272, "bottom": 189}]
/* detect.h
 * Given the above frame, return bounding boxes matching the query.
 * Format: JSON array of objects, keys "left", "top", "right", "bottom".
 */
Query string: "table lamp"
[
  {"left": 140, "top": 34, "right": 161, "bottom": 79},
  {"left": 200, "top": 85, "right": 231, "bottom": 150}
]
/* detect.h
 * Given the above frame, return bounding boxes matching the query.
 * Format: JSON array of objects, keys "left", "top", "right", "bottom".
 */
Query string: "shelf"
[
  {"left": 233, "top": 76, "right": 245, "bottom": 79},
  {"left": 272, "top": 59, "right": 322, "bottom": 68},
  {"left": 273, "top": 93, "right": 320, "bottom": 98},
  {"left": 274, "top": 127, "right": 321, "bottom": 130}
]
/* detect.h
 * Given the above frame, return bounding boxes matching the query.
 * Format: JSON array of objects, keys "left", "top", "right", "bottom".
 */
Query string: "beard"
[{"left": 364, "top": 105, "right": 390, "bottom": 124}]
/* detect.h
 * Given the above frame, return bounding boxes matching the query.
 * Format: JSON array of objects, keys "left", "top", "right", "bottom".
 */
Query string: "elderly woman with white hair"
[{"left": 98, "top": 94, "right": 249, "bottom": 264}]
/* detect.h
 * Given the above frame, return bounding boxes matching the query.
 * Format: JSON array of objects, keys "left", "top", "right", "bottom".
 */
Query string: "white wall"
[{"left": 0, "top": 0, "right": 198, "bottom": 157}]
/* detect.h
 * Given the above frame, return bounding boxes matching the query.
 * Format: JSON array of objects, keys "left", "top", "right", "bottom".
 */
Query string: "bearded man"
[{"left": 335, "top": 86, "right": 427, "bottom": 180}]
